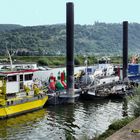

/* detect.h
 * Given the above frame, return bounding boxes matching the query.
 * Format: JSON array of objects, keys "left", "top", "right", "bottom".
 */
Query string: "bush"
[
  {"left": 109, "top": 117, "right": 134, "bottom": 130},
  {"left": 37, "top": 58, "right": 48, "bottom": 66},
  {"left": 74, "top": 57, "right": 81, "bottom": 65},
  {"left": 131, "top": 86, "right": 140, "bottom": 117},
  {"left": 132, "top": 97, "right": 140, "bottom": 117}
]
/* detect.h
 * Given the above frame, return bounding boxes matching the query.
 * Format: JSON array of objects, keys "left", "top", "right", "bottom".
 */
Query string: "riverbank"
[
  {"left": 105, "top": 116, "right": 140, "bottom": 140},
  {"left": 94, "top": 117, "right": 135, "bottom": 140}
]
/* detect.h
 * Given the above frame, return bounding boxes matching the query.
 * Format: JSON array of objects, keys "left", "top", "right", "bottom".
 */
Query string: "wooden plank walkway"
[{"left": 106, "top": 116, "right": 140, "bottom": 140}]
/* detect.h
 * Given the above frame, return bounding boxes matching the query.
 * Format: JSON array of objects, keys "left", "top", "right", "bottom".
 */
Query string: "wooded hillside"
[{"left": 0, "top": 22, "right": 140, "bottom": 56}]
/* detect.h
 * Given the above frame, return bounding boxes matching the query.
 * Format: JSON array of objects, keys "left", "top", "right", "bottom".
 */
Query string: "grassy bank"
[
  {"left": 94, "top": 117, "right": 135, "bottom": 140},
  {"left": 0, "top": 55, "right": 98, "bottom": 67},
  {"left": 0, "top": 55, "right": 124, "bottom": 67}
]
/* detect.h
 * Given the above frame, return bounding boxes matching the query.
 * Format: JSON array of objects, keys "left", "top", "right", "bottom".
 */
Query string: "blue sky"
[{"left": 0, "top": 0, "right": 139, "bottom": 26}]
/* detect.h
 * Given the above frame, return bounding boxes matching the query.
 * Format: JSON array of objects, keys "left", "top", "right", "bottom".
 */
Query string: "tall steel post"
[
  {"left": 123, "top": 21, "right": 128, "bottom": 80},
  {"left": 66, "top": 2, "right": 74, "bottom": 103}
]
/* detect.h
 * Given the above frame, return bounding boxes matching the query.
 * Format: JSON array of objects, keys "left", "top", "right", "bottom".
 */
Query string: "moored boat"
[
  {"left": 80, "top": 75, "right": 137, "bottom": 100},
  {"left": 75, "top": 57, "right": 116, "bottom": 87},
  {"left": 0, "top": 69, "right": 48, "bottom": 119}
]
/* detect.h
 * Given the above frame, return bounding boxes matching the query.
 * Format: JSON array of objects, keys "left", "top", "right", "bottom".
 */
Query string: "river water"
[{"left": 0, "top": 98, "right": 134, "bottom": 140}]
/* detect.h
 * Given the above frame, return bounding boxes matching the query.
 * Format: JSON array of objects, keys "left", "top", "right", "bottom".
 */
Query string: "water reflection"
[
  {"left": 47, "top": 104, "right": 78, "bottom": 139},
  {"left": 0, "top": 109, "right": 46, "bottom": 139},
  {"left": 46, "top": 99, "right": 125, "bottom": 139},
  {"left": 0, "top": 99, "right": 133, "bottom": 140}
]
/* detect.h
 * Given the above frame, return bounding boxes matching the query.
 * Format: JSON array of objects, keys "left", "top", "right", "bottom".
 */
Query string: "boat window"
[
  {"left": 11, "top": 100, "right": 14, "bottom": 105},
  {"left": 8, "top": 75, "right": 17, "bottom": 82},
  {"left": 25, "top": 74, "right": 33, "bottom": 81},
  {"left": 7, "top": 101, "right": 10, "bottom": 106}
]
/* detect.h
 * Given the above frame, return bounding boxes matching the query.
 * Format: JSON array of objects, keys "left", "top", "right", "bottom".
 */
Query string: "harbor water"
[{"left": 0, "top": 99, "right": 133, "bottom": 140}]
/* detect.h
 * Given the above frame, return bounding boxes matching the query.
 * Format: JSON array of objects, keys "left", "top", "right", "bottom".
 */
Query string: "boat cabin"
[{"left": 0, "top": 70, "right": 37, "bottom": 94}]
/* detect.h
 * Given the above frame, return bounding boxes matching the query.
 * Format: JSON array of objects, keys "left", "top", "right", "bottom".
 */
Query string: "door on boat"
[{"left": 19, "top": 74, "right": 24, "bottom": 91}]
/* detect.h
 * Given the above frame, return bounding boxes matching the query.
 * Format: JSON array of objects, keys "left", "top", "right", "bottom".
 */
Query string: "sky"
[{"left": 0, "top": 0, "right": 140, "bottom": 26}]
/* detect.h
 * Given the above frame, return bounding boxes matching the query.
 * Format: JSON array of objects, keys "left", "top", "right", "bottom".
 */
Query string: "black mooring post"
[
  {"left": 66, "top": 2, "right": 74, "bottom": 95},
  {"left": 123, "top": 21, "right": 128, "bottom": 80}
]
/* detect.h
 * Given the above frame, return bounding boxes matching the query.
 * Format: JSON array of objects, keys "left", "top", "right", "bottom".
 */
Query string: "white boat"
[
  {"left": 80, "top": 74, "right": 136, "bottom": 100},
  {"left": 75, "top": 57, "right": 115, "bottom": 86},
  {"left": 80, "top": 75, "right": 121, "bottom": 99}
]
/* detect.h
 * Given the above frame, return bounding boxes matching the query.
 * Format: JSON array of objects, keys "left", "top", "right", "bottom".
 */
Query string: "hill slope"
[
  {"left": 0, "top": 24, "right": 23, "bottom": 32},
  {"left": 0, "top": 23, "right": 140, "bottom": 56}
]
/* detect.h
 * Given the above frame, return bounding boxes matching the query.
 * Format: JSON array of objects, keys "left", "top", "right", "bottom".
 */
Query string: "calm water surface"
[{"left": 0, "top": 99, "right": 133, "bottom": 140}]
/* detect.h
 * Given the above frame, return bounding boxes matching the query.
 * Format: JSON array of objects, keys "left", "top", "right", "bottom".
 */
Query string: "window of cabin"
[
  {"left": 8, "top": 75, "right": 17, "bottom": 82},
  {"left": 25, "top": 74, "right": 33, "bottom": 81}
]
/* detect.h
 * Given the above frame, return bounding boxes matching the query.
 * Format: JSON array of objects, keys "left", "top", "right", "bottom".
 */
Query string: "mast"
[{"left": 5, "top": 43, "right": 13, "bottom": 71}]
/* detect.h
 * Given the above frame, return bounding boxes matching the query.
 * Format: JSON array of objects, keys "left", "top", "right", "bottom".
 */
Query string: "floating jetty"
[
  {"left": 46, "top": 89, "right": 81, "bottom": 105},
  {"left": 45, "top": 71, "right": 81, "bottom": 105}
]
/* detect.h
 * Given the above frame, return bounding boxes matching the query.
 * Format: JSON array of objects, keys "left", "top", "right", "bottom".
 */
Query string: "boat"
[
  {"left": 80, "top": 74, "right": 138, "bottom": 100},
  {"left": 75, "top": 57, "right": 116, "bottom": 87},
  {"left": 80, "top": 75, "right": 120, "bottom": 100},
  {"left": 0, "top": 69, "right": 48, "bottom": 119}
]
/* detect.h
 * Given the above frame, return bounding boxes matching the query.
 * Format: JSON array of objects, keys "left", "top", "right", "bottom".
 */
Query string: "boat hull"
[
  {"left": 80, "top": 91, "right": 107, "bottom": 100},
  {"left": 107, "top": 93, "right": 126, "bottom": 99},
  {"left": 0, "top": 95, "right": 48, "bottom": 119},
  {"left": 80, "top": 89, "right": 134, "bottom": 100}
]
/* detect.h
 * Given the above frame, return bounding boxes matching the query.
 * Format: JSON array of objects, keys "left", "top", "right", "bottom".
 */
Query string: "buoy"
[
  {"left": 60, "top": 71, "right": 67, "bottom": 89},
  {"left": 55, "top": 80, "right": 64, "bottom": 90},
  {"left": 61, "top": 71, "right": 65, "bottom": 81},
  {"left": 49, "top": 73, "right": 56, "bottom": 90},
  {"left": 61, "top": 81, "right": 67, "bottom": 89}
]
